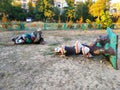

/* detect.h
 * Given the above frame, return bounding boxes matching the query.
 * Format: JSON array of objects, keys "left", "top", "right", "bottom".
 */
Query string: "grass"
[
  {"left": 42, "top": 47, "right": 55, "bottom": 56},
  {"left": 63, "top": 37, "right": 71, "bottom": 41},
  {"left": 48, "top": 42, "right": 60, "bottom": 46}
]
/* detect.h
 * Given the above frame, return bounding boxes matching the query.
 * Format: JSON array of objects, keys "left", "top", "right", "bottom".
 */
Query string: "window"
[
  {"left": 22, "top": 3, "right": 26, "bottom": 9},
  {"left": 111, "top": 8, "right": 117, "bottom": 13},
  {"left": 56, "top": 2, "right": 61, "bottom": 8}
]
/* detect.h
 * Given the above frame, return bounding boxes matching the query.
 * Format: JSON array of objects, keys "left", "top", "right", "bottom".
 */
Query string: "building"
[
  {"left": 13, "top": 0, "right": 89, "bottom": 9},
  {"left": 54, "top": 0, "right": 90, "bottom": 8},
  {"left": 74, "top": 0, "right": 87, "bottom": 4},
  {"left": 110, "top": 1, "right": 120, "bottom": 16},
  {"left": 12, "top": 0, "right": 37, "bottom": 10},
  {"left": 110, "top": 2, "right": 120, "bottom": 16},
  {"left": 54, "top": 0, "right": 68, "bottom": 8}
]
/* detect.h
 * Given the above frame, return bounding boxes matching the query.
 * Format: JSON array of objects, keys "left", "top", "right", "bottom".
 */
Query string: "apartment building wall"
[
  {"left": 54, "top": 0, "right": 87, "bottom": 8},
  {"left": 14, "top": 0, "right": 37, "bottom": 9},
  {"left": 109, "top": 2, "right": 120, "bottom": 16},
  {"left": 54, "top": 0, "right": 67, "bottom": 8}
]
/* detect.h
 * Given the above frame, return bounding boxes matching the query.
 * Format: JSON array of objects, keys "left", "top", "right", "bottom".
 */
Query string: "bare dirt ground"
[{"left": 0, "top": 29, "right": 120, "bottom": 90}]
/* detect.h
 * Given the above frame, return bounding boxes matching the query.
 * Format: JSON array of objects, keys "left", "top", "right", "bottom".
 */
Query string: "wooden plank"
[{"left": 106, "top": 27, "right": 118, "bottom": 69}]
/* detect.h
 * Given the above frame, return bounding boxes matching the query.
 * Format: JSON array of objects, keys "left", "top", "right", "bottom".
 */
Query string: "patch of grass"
[
  {"left": 42, "top": 47, "right": 54, "bottom": 56},
  {"left": 77, "top": 33, "right": 81, "bottom": 36},
  {"left": 63, "top": 37, "right": 71, "bottom": 41},
  {"left": 0, "top": 42, "right": 14, "bottom": 46},
  {"left": 48, "top": 42, "right": 60, "bottom": 46}
]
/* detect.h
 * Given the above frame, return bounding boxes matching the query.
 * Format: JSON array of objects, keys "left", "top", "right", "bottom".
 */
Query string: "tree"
[
  {"left": 89, "top": 0, "right": 110, "bottom": 18},
  {"left": 0, "top": 0, "right": 27, "bottom": 21},
  {"left": 100, "top": 11, "right": 112, "bottom": 28},
  {"left": 37, "top": 0, "right": 54, "bottom": 22},
  {"left": 65, "top": 0, "right": 74, "bottom": 7},
  {"left": 75, "top": 2, "right": 91, "bottom": 22},
  {"left": 9, "top": 6, "right": 26, "bottom": 21},
  {"left": 53, "top": 7, "right": 61, "bottom": 23},
  {"left": 27, "top": 0, "right": 35, "bottom": 17},
  {"left": 65, "top": 0, "right": 75, "bottom": 22},
  {"left": 89, "top": 0, "right": 112, "bottom": 28},
  {"left": 60, "top": 8, "right": 67, "bottom": 22},
  {"left": 64, "top": 1, "right": 93, "bottom": 22},
  {"left": 0, "top": 0, "right": 13, "bottom": 19},
  {"left": 65, "top": 6, "right": 75, "bottom": 22}
]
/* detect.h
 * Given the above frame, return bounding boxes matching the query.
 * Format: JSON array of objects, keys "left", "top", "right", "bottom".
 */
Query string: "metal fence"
[{"left": 0, "top": 22, "right": 120, "bottom": 31}]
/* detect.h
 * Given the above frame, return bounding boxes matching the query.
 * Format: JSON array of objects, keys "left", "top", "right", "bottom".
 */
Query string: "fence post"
[
  {"left": 44, "top": 23, "right": 47, "bottom": 30},
  {"left": 64, "top": 23, "right": 67, "bottom": 30},
  {"left": 20, "top": 22, "right": 25, "bottom": 30},
  {"left": 81, "top": 23, "right": 85, "bottom": 30},
  {"left": 97, "top": 24, "right": 101, "bottom": 29},
  {"left": 106, "top": 27, "right": 118, "bottom": 69}
]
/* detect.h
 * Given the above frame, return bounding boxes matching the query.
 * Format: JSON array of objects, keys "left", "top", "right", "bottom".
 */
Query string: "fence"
[{"left": 0, "top": 22, "right": 120, "bottom": 31}]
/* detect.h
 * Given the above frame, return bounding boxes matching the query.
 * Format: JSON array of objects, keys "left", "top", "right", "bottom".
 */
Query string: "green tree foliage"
[
  {"left": 34, "top": 0, "right": 43, "bottom": 21},
  {"left": 60, "top": 8, "right": 67, "bottom": 22},
  {"left": 0, "top": 0, "right": 12, "bottom": 14},
  {"left": 27, "top": 0, "right": 35, "bottom": 17},
  {"left": 0, "top": 0, "right": 99, "bottom": 23},
  {"left": 0, "top": 0, "right": 27, "bottom": 21},
  {"left": 0, "top": 0, "right": 13, "bottom": 19},
  {"left": 98, "top": 11, "right": 112, "bottom": 28},
  {"left": 37, "top": 0, "right": 54, "bottom": 22},
  {"left": 65, "top": 0, "right": 74, "bottom": 7},
  {"left": 65, "top": 6, "right": 75, "bottom": 22},
  {"left": 65, "top": 0, "right": 75, "bottom": 22},
  {"left": 75, "top": 2, "right": 93, "bottom": 22},
  {"left": 9, "top": 6, "right": 26, "bottom": 21},
  {"left": 53, "top": 7, "right": 61, "bottom": 22},
  {"left": 63, "top": 1, "right": 94, "bottom": 22}
]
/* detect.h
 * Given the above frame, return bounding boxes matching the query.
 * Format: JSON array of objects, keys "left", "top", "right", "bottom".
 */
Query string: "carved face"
[{"left": 99, "top": 35, "right": 110, "bottom": 46}]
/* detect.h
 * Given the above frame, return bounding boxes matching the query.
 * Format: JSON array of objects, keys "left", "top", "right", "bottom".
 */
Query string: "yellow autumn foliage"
[
  {"left": 44, "top": 10, "right": 54, "bottom": 17},
  {"left": 89, "top": 0, "right": 109, "bottom": 17},
  {"left": 2, "top": 13, "right": 7, "bottom": 23},
  {"left": 11, "top": 0, "right": 21, "bottom": 6}
]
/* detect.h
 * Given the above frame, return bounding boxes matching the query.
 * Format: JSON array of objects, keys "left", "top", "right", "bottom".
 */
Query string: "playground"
[{"left": 0, "top": 29, "right": 120, "bottom": 90}]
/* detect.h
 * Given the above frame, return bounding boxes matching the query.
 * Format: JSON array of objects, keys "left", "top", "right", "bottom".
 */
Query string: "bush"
[{"left": 95, "top": 11, "right": 113, "bottom": 29}]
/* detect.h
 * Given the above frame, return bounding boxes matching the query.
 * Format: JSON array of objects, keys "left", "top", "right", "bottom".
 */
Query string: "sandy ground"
[{"left": 0, "top": 29, "right": 120, "bottom": 90}]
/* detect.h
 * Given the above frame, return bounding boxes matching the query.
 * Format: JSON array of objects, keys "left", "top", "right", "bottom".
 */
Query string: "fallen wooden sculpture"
[
  {"left": 95, "top": 27, "right": 118, "bottom": 69},
  {"left": 54, "top": 27, "right": 118, "bottom": 69},
  {"left": 106, "top": 27, "right": 118, "bottom": 69}
]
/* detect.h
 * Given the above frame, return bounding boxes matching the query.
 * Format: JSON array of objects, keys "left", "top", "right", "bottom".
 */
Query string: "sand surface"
[{"left": 0, "top": 30, "right": 120, "bottom": 90}]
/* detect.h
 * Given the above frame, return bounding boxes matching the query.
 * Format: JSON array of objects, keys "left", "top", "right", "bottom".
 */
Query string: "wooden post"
[{"left": 106, "top": 27, "right": 118, "bottom": 69}]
